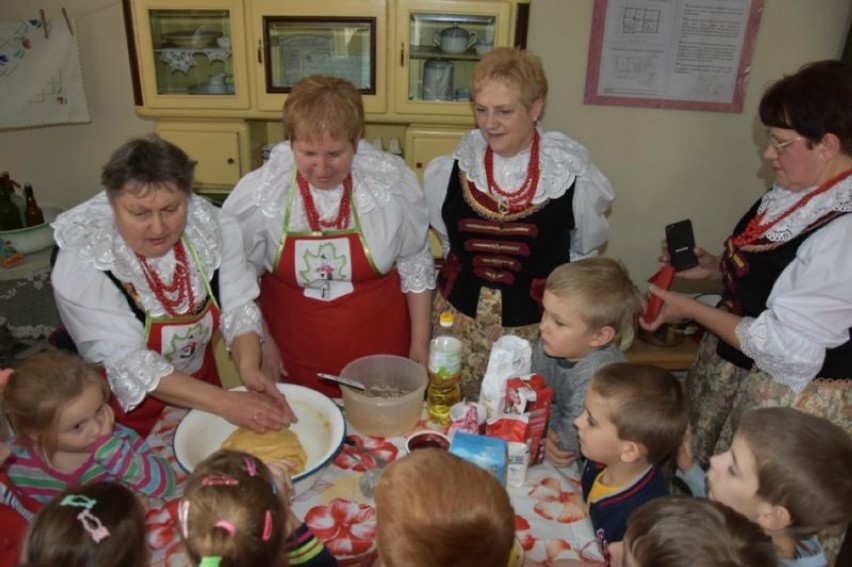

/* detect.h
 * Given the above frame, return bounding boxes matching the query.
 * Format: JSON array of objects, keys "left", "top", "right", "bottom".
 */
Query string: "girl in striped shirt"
[{"left": 2, "top": 350, "right": 175, "bottom": 503}]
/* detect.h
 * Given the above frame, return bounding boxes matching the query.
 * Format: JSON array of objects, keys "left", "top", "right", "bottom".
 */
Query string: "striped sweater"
[{"left": 7, "top": 423, "right": 175, "bottom": 502}]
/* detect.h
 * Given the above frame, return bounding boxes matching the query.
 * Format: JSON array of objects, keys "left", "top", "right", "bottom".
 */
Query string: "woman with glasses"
[
  {"left": 423, "top": 48, "right": 615, "bottom": 400},
  {"left": 644, "top": 59, "right": 852, "bottom": 501}
]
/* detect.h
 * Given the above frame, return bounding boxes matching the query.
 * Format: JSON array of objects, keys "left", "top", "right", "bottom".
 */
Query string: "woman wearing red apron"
[
  {"left": 52, "top": 136, "right": 295, "bottom": 437},
  {"left": 224, "top": 77, "right": 435, "bottom": 396}
]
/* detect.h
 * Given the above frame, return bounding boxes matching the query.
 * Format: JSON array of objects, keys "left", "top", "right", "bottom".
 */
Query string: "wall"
[{"left": 1, "top": 0, "right": 850, "bottom": 283}]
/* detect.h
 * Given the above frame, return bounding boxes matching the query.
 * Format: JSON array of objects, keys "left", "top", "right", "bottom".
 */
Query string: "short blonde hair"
[
  {"left": 471, "top": 47, "right": 548, "bottom": 113},
  {"left": 375, "top": 448, "right": 515, "bottom": 567},
  {"left": 282, "top": 75, "right": 364, "bottom": 148},
  {"left": 545, "top": 258, "right": 642, "bottom": 351}
]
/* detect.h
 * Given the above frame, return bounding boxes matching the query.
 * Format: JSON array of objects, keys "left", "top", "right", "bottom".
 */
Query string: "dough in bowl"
[{"left": 220, "top": 427, "right": 307, "bottom": 474}]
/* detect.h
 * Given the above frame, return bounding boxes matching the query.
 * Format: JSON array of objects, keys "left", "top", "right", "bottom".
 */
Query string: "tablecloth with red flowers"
[{"left": 144, "top": 406, "right": 604, "bottom": 567}]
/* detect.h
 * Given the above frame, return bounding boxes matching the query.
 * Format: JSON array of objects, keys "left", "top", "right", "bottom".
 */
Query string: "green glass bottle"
[{"left": 0, "top": 172, "right": 23, "bottom": 231}]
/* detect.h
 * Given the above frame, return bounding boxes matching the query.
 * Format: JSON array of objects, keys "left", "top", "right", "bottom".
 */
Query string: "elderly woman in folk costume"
[
  {"left": 424, "top": 47, "right": 615, "bottom": 399},
  {"left": 52, "top": 136, "right": 295, "bottom": 437}
]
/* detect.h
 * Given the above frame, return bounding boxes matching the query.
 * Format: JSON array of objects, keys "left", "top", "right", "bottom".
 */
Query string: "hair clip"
[
  {"left": 214, "top": 520, "right": 236, "bottom": 536},
  {"left": 201, "top": 475, "right": 239, "bottom": 487},
  {"left": 76, "top": 508, "right": 110, "bottom": 543},
  {"left": 245, "top": 456, "right": 257, "bottom": 477},
  {"left": 199, "top": 557, "right": 222, "bottom": 567},
  {"left": 61, "top": 494, "right": 97, "bottom": 508},
  {"left": 0, "top": 368, "right": 13, "bottom": 385},
  {"left": 262, "top": 510, "right": 273, "bottom": 541},
  {"left": 178, "top": 499, "right": 190, "bottom": 539}
]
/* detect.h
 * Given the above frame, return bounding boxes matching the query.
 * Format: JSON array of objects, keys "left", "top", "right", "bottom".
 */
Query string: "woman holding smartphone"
[{"left": 644, "top": 61, "right": 852, "bottom": 470}]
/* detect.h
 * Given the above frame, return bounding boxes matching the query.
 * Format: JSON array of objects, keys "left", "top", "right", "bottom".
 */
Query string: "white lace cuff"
[
  {"left": 220, "top": 301, "right": 264, "bottom": 347},
  {"left": 105, "top": 350, "right": 174, "bottom": 411},
  {"left": 736, "top": 316, "right": 824, "bottom": 394},
  {"left": 397, "top": 248, "right": 437, "bottom": 293}
]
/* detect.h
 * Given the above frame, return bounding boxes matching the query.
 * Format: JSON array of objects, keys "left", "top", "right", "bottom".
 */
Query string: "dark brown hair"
[
  {"left": 738, "top": 407, "right": 852, "bottom": 538},
  {"left": 545, "top": 258, "right": 642, "bottom": 351},
  {"left": 2, "top": 350, "right": 109, "bottom": 460},
  {"left": 590, "top": 363, "right": 687, "bottom": 463},
  {"left": 101, "top": 134, "right": 196, "bottom": 198},
  {"left": 180, "top": 449, "right": 287, "bottom": 567},
  {"left": 375, "top": 448, "right": 515, "bottom": 567},
  {"left": 22, "top": 481, "right": 148, "bottom": 567},
  {"left": 759, "top": 60, "right": 852, "bottom": 155},
  {"left": 624, "top": 496, "right": 777, "bottom": 567},
  {"left": 282, "top": 75, "right": 364, "bottom": 148}
]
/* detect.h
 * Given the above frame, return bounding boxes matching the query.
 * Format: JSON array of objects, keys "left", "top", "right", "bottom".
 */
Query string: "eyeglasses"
[{"left": 765, "top": 130, "right": 804, "bottom": 155}]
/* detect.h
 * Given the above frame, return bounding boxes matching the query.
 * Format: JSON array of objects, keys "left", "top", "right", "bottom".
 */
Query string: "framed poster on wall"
[{"left": 584, "top": 0, "right": 764, "bottom": 112}]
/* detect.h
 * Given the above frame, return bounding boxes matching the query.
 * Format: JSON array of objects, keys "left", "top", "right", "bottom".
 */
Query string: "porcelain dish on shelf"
[
  {"left": 173, "top": 384, "right": 345, "bottom": 496},
  {"left": 164, "top": 30, "right": 220, "bottom": 49},
  {"left": 0, "top": 204, "right": 63, "bottom": 255}
]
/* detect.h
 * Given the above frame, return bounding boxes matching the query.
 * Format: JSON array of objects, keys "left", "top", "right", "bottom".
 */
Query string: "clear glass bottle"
[
  {"left": 23, "top": 183, "right": 44, "bottom": 227},
  {"left": 427, "top": 311, "right": 462, "bottom": 426},
  {"left": 0, "top": 171, "right": 23, "bottom": 231}
]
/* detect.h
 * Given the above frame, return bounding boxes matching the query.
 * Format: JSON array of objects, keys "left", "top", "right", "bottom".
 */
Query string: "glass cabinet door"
[
  {"left": 131, "top": 1, "right": 250, "bottom": 110},
  {"left": 250, "top": 0, "right": 388, "bottom": 114},
  {"left": 395, "top": 0, "right": 510, "bottom": 117}
]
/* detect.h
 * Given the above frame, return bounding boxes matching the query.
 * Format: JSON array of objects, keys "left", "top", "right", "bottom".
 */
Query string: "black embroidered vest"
[
  {"left": 718, "top": 199, "right": 851, "bottom": 379},
  {"left": 437, "top": 160, "right": 575, "bottom": 327}
]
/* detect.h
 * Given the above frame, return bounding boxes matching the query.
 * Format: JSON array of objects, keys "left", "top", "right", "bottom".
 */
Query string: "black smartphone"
[{"left": 666, "top": 219, "right": 698, "bottom": 271}]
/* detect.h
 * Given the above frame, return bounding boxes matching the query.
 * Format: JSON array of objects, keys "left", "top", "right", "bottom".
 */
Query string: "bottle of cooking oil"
[{"left": 427, "top": 311, "right": 462, "bottom": 426}]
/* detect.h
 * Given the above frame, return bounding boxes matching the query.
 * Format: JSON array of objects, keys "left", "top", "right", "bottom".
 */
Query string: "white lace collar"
[
  {"left": 52, "top": 192, "right": 222, "bottom": 315},
  {"left": 757, "top": 174, "right": 852, "bottom": 242},
  {"left": 453, "top": 128, "right": 591, "bottom": 204},
  {"left": 254, "top": 140, "right": 406, "bottom": 222}
]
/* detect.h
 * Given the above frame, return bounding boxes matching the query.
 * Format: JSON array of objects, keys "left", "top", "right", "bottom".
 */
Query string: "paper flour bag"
[{"left": 478, "top": 335, "right": 532, "bottom": 418}]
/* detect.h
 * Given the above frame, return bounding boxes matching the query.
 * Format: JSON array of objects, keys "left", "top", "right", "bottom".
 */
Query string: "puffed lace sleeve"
[
  {"left": 736, "top": 215, "right": 852, "bottom": 392},
  {"left": 51, "top": 249, "right": 173, "bottom": 412},
  {"left": 217, "top": 210, "right": 263, "bottom": 345},
  {"left": 423, "top": 154, "right": 455, "bottom": 257},
  {"left": 569, "top": 160, "right": 615, "bottom": 260},
  {"left": 222, "top": 165, "right": 276, "bottom": 276}
]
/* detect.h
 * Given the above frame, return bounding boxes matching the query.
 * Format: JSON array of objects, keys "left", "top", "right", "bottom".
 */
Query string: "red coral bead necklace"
[
  {"left": 137, "top": 239, "right": 195, "bottom": 317},
  {"left": 485, "top": 131, "right": 541, "bottom": 213},
  {"left": 297, "top": 172, "right": 352, "bottom": 231},
  {"left": 732, "top": 168, "right": 852, "bottom": 247}
]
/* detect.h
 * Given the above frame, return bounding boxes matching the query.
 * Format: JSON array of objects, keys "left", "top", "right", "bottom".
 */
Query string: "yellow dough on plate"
[{"left": 220, "top": 427, "right": 307, "bottom": 474}]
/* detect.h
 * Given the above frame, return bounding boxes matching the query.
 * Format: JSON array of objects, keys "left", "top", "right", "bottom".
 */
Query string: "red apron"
[
  {"left": 110, "top": 238, "right": 221, "bottom": 437},
  {"left": 260, "top": 175, "right": 410, "bottom": 397}
]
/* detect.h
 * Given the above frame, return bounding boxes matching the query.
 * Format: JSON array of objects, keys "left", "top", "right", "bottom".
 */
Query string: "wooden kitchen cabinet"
[
  {"left": 123, "top": 0, "right": 529, "bottom": 192},
  {"left": 154, "top": 120, "right": 250, "bottom": 190}
]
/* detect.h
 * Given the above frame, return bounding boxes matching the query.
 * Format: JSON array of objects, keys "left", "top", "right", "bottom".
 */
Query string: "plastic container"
[
  {"left": 340, "top": 354, "right": 428, "bottom": 437},
  {"left": 427, "top": 312, "right": 462, "bottom": 425}
]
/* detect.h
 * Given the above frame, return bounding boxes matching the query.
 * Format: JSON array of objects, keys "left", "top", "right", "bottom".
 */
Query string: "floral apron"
[
  {"left": 110, "top": 238, "right": 221, "bottom": 437},
  {"left": 259, "top": 173, "right": 409, "bottom": 397}
]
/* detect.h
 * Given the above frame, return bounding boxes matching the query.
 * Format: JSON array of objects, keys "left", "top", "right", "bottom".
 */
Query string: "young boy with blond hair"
[
  {"left": 575, "top": 363, "right": 687, "bottom": 552},
  {"left": 532, "top": 257, "right": 642, "bottom": 467}
]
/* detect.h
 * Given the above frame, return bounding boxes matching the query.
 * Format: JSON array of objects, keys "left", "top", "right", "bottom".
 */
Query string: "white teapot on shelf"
[{"left": 433, "top": 24, "right": 476, "bottom": 54}]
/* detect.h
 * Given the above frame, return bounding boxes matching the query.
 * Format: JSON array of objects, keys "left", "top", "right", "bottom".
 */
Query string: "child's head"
[
  {"left": 375, "top": 448, "right": 515, "bottom": 567},
  {"left": 611, "top": 496, "right": 777, "bottom": 567},
  {"left": 540, "top": 258, "right": 641, "bottom": 359},
  {"left": 574, "top": 363, "right": 687, "bottom": 466},
  {"left": 2, "top": 350, "right": 110, "bottom": 460},
  {"left": 21, "top": 481, "right": 148, "bottom": 567},
  {"left": 180, "top": 449, "right": 287, "bottom": 567},
  {"left": 707, "top": 407, "right": 852, "bottom": 538}
]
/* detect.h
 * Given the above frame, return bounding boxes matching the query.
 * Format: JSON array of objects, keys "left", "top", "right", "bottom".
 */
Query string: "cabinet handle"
[
  {"left": 416, "top": 162, "right": 424, "bottom": 169},
  {"left": 257, "top": 40, "right": 263, "bottom": 64},
  {"left": 227, "top": 158, "right": 235, "bottom": 165},
  {"left": 399, "top": 42, "right": 405, "bottom": 67}
]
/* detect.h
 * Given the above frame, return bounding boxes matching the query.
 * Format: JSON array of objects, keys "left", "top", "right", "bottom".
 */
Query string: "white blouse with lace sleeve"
[
  {"left": 223, "top": 140, "right": 436, "bottom": 294},
  {"left": 423, "top": 129, "right": 614, "bottom": 261}
]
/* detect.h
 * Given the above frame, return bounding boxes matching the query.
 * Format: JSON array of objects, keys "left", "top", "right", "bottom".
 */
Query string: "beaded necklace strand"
[
  {"left": 137, "top": 239, "right": 194, "bottom": 317},
  {"left": 297, "top": 172, "right": 352, "bottom": 231},
  {"left": 732, "top": 168, "right": 852, "bottom": 247},
  {"left": 485, "top": 131, "right": 541, "bottom": 214}
]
